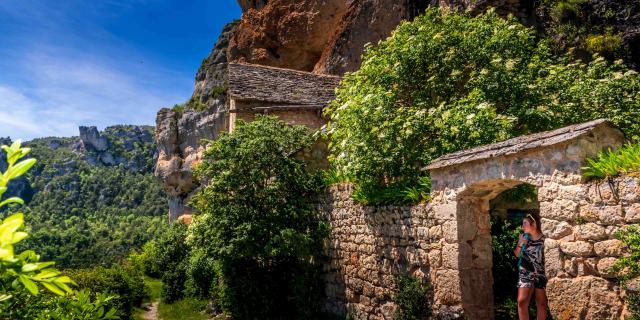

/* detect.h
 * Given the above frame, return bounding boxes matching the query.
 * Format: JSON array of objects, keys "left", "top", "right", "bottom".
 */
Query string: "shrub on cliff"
[
  {"left": 189, "top": 115, "right": 328, "bottom": 319},
  {"left": 325, "top": 7, "right": 640, "bottom": 204}
]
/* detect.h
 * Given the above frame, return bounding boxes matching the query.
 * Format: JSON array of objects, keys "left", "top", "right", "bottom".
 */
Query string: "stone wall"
[
  {"left": 320, "top": 184, "right": 441, "bottom": 319},
  {"left": 320, "top": 177, "right": 639, "bottom": 319},
  {"left": 543, "top": 175, "right": 639, "bottom": 319},
  {"left": 229, "top": 101, "right": 326, "bottom": 132}
]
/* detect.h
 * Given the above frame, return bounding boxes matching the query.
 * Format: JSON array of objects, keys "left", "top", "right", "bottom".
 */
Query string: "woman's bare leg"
[
  {"left": 534, "top": 288, "right": 548, "bottom": 320},
  {"left": 518, "top": 287, "right": 534, "bottom": 320}
]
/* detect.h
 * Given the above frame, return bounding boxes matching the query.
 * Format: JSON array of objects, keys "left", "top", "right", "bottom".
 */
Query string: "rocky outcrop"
[
  {"left": 228, "top": 0, "right": 430, "bottom": 75},
  {"left": 192, "top": 22, "right": 236, "bottom": 109},
  {"left": 314, "top": 0, "right": 430, "bottom": 75},
  {"left": 228, "top": 0, "right": 350, "bottom": 72},
  {"left": 74, "top": 125, "right": 156, "bottom": 172},
  {"left": 79, "top": 126, "right": 109, "bottom": 152},
  {"left": 154, "top": 105, "right": 228, "bottom": 219}
]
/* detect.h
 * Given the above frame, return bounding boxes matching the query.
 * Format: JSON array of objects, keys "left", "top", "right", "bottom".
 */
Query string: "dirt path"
[{"left": 141, "top": 301, "right": 159, "bottom": 320}]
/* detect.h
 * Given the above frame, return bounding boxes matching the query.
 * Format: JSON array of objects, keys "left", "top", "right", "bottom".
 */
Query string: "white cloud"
[
  {"left": 0, "top": 48, "right": 190, "bottom": 140},
  {"left": 0, "top": 1, "right": 194, "bottom": 141}
]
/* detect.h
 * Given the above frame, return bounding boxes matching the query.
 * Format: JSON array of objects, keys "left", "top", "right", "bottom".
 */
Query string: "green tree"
[
  {"left": 189, "top": 116, "right": 328, "bottom": 319},
  {"left": 325, "top": 7, "right": 640, "bottom": 204},
  {"left": 0, "top": 140, "right": 119, "bottom": 319}
]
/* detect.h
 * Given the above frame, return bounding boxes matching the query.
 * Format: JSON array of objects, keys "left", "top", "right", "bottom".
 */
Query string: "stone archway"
[
  {"left": 455, "top": 179, "right": 540, "bottom": 318},
  {"left": 426, "top": 119, "right": 625, "bottom": 319}
]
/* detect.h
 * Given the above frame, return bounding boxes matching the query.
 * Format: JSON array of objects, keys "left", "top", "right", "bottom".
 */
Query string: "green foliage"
[
  {"left": 611, "top": 226, "right": 640, "bottom": 281},
  {"left": 172, "top": 103, "right": 186, "bottom": 115},
  {"left": 127, "top": 242, "right": 162, "bottom": 279},
  {"left": 325, "top": 8, "right": 640, "bottom": 204},
  {"left": 547, "top": 0, "right": 587, "bottom": 23},
  {"left": 611, "top": 225, "right": 640, "bottom": 319},
  {"left": 491, "top": 215, "right": 522, "bottom": 319},
  {"left": 65, "top": 265, "right": 146, "bottom": 319},
  {"left": 132, "top": 223, "right": 190, "bottom": 303},
  {"left": 0, "top": 141, "right": 74, "bottom": 300},
  {"left": 189, "top": 116, "right": 328, "bottom": 319},
  {"left": 20, "top": 150, "right": 167, "bottom": 268},
  {"left": 161, "top": 262, "right": 187, "bottom": 304},
  {"left": 40, "top": 290, "right": 120, "bottom": 320},
  {"left": 188, "top": 94, "right": 208, "bottom": 112},
  {"left": 394, "top": 275, "right": 432, "bottom": 320},
  {"left": 402, "top": 175, "right": 431, "bottom": 204},
  {"left": 582, "top": 142, "right": 640, "bottom": 179},
  {"left": 497, "top": 184, "right": 538, "bottom": 205},
  {"left": 157, "top": 297, "right": 208, "bottom": 320},
  {"left": 0, "top": 140, "right": 120, "bottom": 319},
  {"left": 184, "top": 249, "right": 216, "bottom": 299},
  {"left": 586, "top": 29, "right": 624, "bottom": 55}
]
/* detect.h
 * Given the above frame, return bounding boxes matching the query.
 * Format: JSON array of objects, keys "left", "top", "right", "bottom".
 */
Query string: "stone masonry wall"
[
  {"left": 542, "top": 175, "right": 639, "bottom": 319},
  {"left": 320, "top": 184, "right": 453, "bottom": 319},
  {"left": 321, "top": 177, "right": 639, "bottom": 319}
]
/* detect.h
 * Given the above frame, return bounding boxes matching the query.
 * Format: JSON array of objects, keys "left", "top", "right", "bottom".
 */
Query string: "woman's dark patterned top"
[{"left": 520, "top": 234, "right": 546, "bottom": 276}]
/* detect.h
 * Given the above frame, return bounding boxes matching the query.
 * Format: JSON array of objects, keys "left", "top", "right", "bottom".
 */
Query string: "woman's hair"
[{"left": 524, "top": 212, "right": 543, "bottom": 235}]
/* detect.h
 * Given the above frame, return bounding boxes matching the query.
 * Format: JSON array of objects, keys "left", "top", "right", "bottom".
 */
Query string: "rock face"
[
  {"left": 75, "top": 125, "right": 157, "bottom": 172},
  {"left": 228, "top": 0, "right": 349, "bottom": 72},
  {"left": 314, "top": 0, "right": 429, "bottom": 74},
  {"left": 79, "top": 126, "right": 109, "bottom": 152},
  {"left": 154, "top": 105, "right": 228, "bottom": 219},
  {"left": 154, "top": 21, "right": 237, "bottom": 219},
  {"left": 229, "top": 0, "right": 429, "bottom": 74},
  {"left": 192, "top": 22, "right": 236, "bottom": 108}
]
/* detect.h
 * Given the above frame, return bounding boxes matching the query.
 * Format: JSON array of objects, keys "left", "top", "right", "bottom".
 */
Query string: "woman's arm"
[{"left": 514, "top": 234, "right": 525, "bottom": 257}]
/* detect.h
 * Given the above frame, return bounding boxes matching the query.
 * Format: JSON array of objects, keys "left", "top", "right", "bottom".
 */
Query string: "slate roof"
[
  {"left": 426, "top": 119, "right": 621, "bottom": 170},
  {"left": 227, "top": 62, "right": 341, "bottom": 106}
]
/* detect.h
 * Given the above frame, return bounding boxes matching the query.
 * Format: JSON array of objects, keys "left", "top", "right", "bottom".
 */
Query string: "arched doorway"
[{"left": 455, "top": 179, "right": 539, "bottom": 319}]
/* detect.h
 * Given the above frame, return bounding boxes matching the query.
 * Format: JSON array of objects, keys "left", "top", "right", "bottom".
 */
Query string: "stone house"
[
  {"left": 227, "top": 62, "right": 341, "bottom": 132},
  {"left": 321, "top": 119, "right": 639, "bottom": 319},
  {"left": 227, "top": 62, "right": 341, "bottom": 169}
]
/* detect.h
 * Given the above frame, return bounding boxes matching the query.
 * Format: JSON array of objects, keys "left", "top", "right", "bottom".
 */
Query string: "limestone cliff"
[{"left": 154, "top": 22, "right": 235, "bottom": 219}]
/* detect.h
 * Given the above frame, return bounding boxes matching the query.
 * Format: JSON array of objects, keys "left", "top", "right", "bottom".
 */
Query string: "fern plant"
[{"left": 582, "top": 143, "right": 640, "bottom": 179}]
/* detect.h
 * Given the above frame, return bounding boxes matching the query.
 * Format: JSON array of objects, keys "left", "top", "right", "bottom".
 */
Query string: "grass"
[
  {"left": 133, "top": 277, "right": 209, "bottom": 320},
  {"left": 158, "top": 298, "right": 209, "bottom": 320}
]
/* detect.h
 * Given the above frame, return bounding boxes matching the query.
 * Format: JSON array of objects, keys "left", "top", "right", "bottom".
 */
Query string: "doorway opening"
[{"left": 489, "top": 183, "right": 539, "bottom": 319}]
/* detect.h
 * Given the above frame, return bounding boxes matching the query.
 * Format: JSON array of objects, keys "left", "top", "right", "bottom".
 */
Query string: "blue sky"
[{"left": 0, "top": 0, "right": 241, "bottom": 140}]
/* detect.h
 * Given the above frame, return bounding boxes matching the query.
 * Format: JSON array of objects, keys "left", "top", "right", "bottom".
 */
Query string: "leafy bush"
[
  {"left": 325, "top": 7, "right": 640, "bottom": 204},
  {"left": 65, "top": 265, "right": 146, "bottom": 319},
  {"left": 582, "top": 142, "right": 640, "bottom": 179},
  {"left": 189, "top": 116, "right": 329, "bottom": 319},
  {"left": 184, "top": 249, "right": 216, "bottom": 298},
  {"left": 132, "top": 223, "right": 190, "bottom": 302},
  {"left": 394, "top": 275, "right": 432, "bottom": 320},
  {"left": 611, "top": 225, "right": 640, "bottom": 319},
  {"left": 586, "top": 29, "right": 623, "bottom": 55},
  {"left": 161, "top": 262, "right": 187, "bottom": 304}
]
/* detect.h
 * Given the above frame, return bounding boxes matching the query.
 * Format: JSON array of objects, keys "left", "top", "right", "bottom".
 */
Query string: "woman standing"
[{"left": 514, "top": 213, "right": 548, "bottom": 320}]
